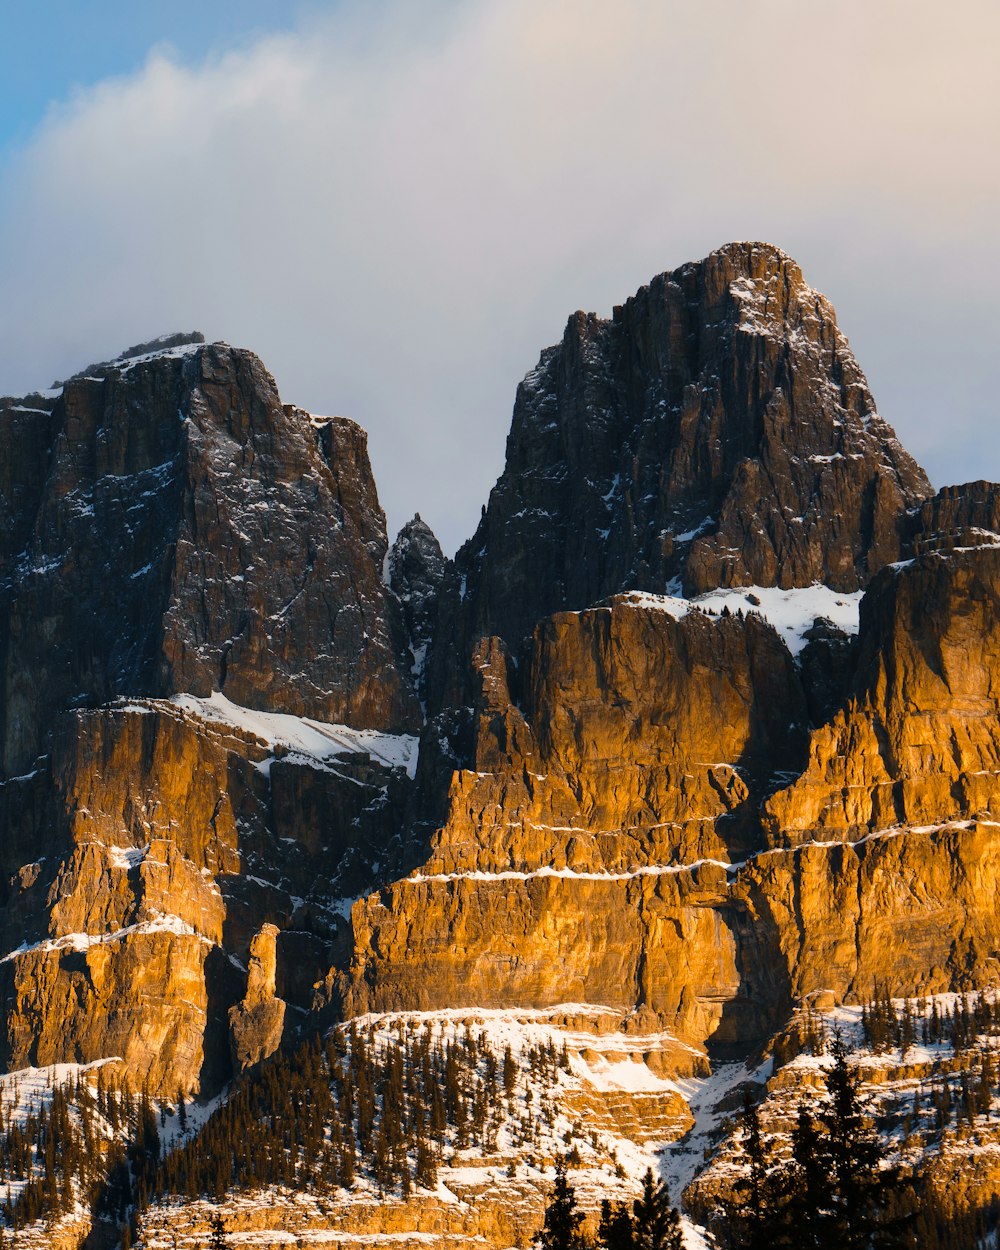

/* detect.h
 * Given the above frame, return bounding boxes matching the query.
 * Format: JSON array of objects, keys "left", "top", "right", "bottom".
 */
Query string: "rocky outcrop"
[
  {"left": 344, "top": 542, "right": 1000, "bottom": 1051},
  {"left": 229, "top": 923, "right": 286, "bottom": 1073},
  {"left": 907, "top": 479, "right": 1000, "bottom": 554},
  {"left": 0, "top": 342, "right": 418, "bottom": 774},
  {"left": 341, "top": 596, "right": 809, "bottom": 1046},
  {"left": 388, "top": 514, "right": 449, "bottom": 700},
  {"left": 0, "top": 697, "right": 414, "bottom": 1093},
  {"left": 733, "top": 820, "right": 1000, "bottom": 1013},
  {"left": 428, "top": 242, "right": 930, "bottom": 705},
  {"left": 765, "top": 546, "right": 1000, "bottom": 844}
]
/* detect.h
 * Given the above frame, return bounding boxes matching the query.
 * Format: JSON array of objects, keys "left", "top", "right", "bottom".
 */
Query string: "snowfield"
[
  {"left": 122, "top": 690, "right": 421, "bottom": 779},
  {"left": 617, "top": 583, "right": 863, "bottom": 657}
]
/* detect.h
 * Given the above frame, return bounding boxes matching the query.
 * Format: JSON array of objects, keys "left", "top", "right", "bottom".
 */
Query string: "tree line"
[
  {"left": 2, "top": 1008, "right": 1000, "bottom": 1247},
  {"left": 533, "top": 1035, "right": 998, "bottom": 1250},
  {"left": 0, "top": 1021, "right": 576, "bottom": 1243}
]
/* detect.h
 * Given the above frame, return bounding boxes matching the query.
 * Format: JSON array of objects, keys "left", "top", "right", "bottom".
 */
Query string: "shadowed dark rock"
[{"left": 427, "top": 243, "right": 931, "bottom": 707}]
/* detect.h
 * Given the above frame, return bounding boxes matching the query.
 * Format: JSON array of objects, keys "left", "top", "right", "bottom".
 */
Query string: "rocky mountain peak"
[
  {"left": 438, "top": 243, "right": 931, "bottom": 672},
  {"left": 389, "top": 514, "right": 449, "bottom": 698},
  {"left": 53, "top": 330, "right": 207, "bottom": 386},
  {"left": 0, "top": 340, "right": 419, "bottom": 771}
]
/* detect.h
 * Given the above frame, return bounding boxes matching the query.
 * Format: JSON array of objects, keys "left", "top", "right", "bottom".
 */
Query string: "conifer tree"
[
  {"left": 722, "top": 1090, "right": 787, "bottom": 1250},
  {"left": 535, "top": 1163, "right": 587, "bottom": 1250},
  {"left": 504, "top": 1045, "right": 518, "bottom": 1102},
  {"left": 177, "top": 1086, "right": 188, "bottom": 1134},
  {"left": 631, "top": 1169, "right": 682, "bottom": 1250},
  {"left": 785, "top": 1106, "right": 834, "bottom": 1249},
  {"left": 598, "top": 1197, "right": 635, "bottom": 1249},
  {"left": 821, "top": 1037, "right": 907, "bottom": 1249}
]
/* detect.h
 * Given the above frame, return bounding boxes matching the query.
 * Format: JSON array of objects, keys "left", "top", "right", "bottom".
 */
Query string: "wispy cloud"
[{"left": 0, "top": 0, "right": 997, "bottom": 551}]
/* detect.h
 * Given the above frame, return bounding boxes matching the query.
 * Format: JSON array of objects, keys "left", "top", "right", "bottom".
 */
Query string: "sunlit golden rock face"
[
  {"left": 343, "top": 544, "right": 1000, "bottom": 1056},
  {"left": 4, "top": 249, "right": 1000, "bottom": 1128},
  {"left": 229, "top": 923, "right": 286, "bottom": 1074},
  {"left": 765, "top": 546, "right": 1000, "bottom": 844},
  {"left": 342, "top": 597, "right": 806, "bottom": 1046},
  {"left": 0, "top": 705, "right": 244, "bottom": 1090},
  {"left": 437, "top": 600, "right": 807, "bottom": 876},
  {"left": 0, "top": 699, "right": 409, "bottom": 1093}
]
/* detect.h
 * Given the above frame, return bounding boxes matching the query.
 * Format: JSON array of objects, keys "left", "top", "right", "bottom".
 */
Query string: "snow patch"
[
  {"left": 404, "top": 858, "right": 736, "bottom": 885},
  {"left": 617, "top": 583, "right": 863, "bottom": 657},
  {"left": 115, "top": 340, "right": 206, "bottom": 373},
  {"left": 168, "top": 691, "right": 419, "bottom": 779},
  {"left": 1, "top": 913, "right": 208, "bottom": 963}
]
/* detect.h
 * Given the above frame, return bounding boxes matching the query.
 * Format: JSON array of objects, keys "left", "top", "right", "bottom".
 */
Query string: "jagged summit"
[
  {"left": 53, "top": 330, "right": 207, "bottom": 385},
  {"left": 676, "top": 237, "right": 800, "bottom": 278},
  {"left": 437, "top": 243, "right": 931, "bottom": 668},
  {"left": 113, "top": 329, "right": 206, "bottom": 360},
  {"left": 1, "top": 340, "right": 418, "bottom": 771},
  {"left": 389, "top": 515, "right": 448, "bottom": 698}
]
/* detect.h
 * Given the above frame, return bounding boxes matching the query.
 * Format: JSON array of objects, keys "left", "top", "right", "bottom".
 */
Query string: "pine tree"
[
  {"left": 503, "top": 1045, "right": 518, "bottom": 1102},
  {"left": 177, "top": 1085, "right": 188, "bottom": 1134},
  {"left": 631, "top": 1169, "right": 682, "bottom": 1250},
  {"left": 535, "top": 1163, "right": 587, "bottom": 1250},
  {"left": 598, "top": 1198, "right": 635, "bottom": 1250},
  {"left": 785, "top": 1106, "right": 834, "bottom": 1250},
  {"left": 820, "top": 1037, "right": 914, "bottom": 1249},
  {"left": 978, "top": 1046, "right": 995, "bottom": 1119},
  {"left": 209, "top": 1215, "right": 228, "bottom": 1249},
  {"left": 722, "top": 1090, "right": 787, "bottom": 1249}
]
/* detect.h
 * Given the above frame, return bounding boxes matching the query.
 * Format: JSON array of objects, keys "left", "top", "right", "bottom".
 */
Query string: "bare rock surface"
[
  {"left": 428, "top": 242, "right": 930, "bottom": 708},
  {"left": 0, "top": 342, "right": 418, "bottom": 773},
  {"left": 229, "top": 923, "right": 286, "bottom": 1073},
  {"left": 5, "top": 249, "right": 1000, "bottom": 1249}
]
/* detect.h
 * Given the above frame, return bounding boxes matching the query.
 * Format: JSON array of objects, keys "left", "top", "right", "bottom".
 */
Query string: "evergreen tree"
[
  {"left": 784, "top": 1106, "right": 834, "bottom": 1249},
  {"left": 177, "top": 1086, "right": 188, "bottom": 1134},
  {"left": 598, "top": 1198, "right": 635, "bottom": 1250},
  {"left": 631, "top": 1169, "right": 682, "bottom": 1250},
  {"left": 504, "top": 1046, "right": 518, "bottom": 1102},
  {"left": 535, "top": 1163, "right": 587, "bottom": 1250},
  {"left": 821, "top": 1037, "right": 910, "bottom": 1249},
  {"left": 722, "top": 1090, "right": 789, "bottom": 1250}
]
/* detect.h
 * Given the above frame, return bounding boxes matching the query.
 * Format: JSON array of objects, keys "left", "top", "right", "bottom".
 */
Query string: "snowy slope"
[{"left": 618, "top": 584, "right": 863, "bottom": 657}]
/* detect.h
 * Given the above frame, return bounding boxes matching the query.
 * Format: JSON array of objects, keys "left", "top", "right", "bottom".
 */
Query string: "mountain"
[
  {"left": 1, "top": 244, "right": 1000, "bottom": 1248},
  {"left": 424, "top": 243, "right": 929, "bottom": 707}
]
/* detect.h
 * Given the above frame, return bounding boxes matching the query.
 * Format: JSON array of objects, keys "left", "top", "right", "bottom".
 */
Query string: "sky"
[{"left": 0, "top": 0, "right": 997, "bottom": 555}]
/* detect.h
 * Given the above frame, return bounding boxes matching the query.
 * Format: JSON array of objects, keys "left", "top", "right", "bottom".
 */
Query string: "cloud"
[{"left": 0, "top": 0, "right": 998, "bottom": 552}]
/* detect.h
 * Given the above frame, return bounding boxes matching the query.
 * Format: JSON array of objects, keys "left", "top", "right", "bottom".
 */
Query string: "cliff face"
[
  {"left": 765, "top": 546, "right": 1000, "bottom": 843},
  {"left": 0, "top": 341, "right": 418, "bottom": 774},
  {"left": 0, "top": 695, "right": 416, "bottom": 1092},
  {"left": 343, "top": 597, "right": 807, "bottom": 1045},
  {"left": 345, "top": 540, "right": 1000, "bottom": 1054},
  {"left": 426, "top": 242, "right": 930, "bottom": 708},
  {"left": 4, "top": 249, "right": 1000, "bottom": 1244},
  {"left": 0, "top": 338, "right": 420, "bottom": 1093}
]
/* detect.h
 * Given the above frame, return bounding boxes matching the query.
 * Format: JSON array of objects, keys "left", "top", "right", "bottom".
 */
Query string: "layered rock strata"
[
  {"left": 0, "top": 695, "right": 416, "bottom": 1092},
  {"left": 2, "top": 247, "right": 1000, "bottom": 1155},
  {"left": 426, "top": 242, "right": 931, "bottom": 710},
  {"left": 0, "top": 341, "right": 417, "bottom": 774},
  {"left": 344, "top": 537, "right": 1000, "bottom": 1053},
  {"left": 765, "top": 546, "right": 1000, "bottom": 843}
]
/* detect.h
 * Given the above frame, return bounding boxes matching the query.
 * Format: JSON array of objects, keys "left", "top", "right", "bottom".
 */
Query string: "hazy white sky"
[{"left": 0, "top": 0, "right": 997, "bottom": 553}]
